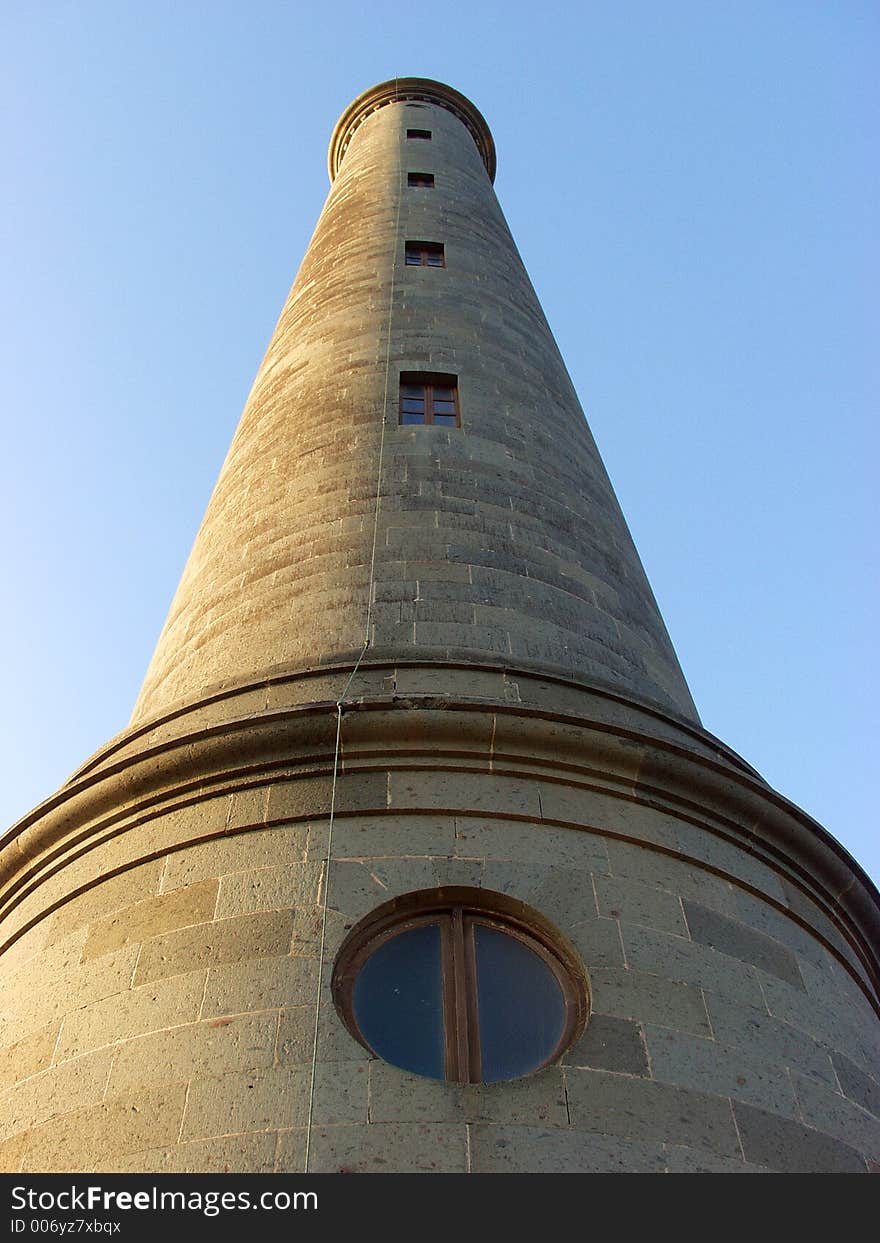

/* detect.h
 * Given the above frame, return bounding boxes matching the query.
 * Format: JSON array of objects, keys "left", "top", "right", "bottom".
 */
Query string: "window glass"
[
  {"left": 405, "top": 241, "right": 444, "bottom": 267},
  {"left": 353, "top": 922, "right": 445, "bottom": 1079},
  {"left": 473, "top": 924, "right": 566, "bottom": 1083},
  {"left": 335, "top": 890, "right": 586, "bottom": 1084},
  {"left": 399, "top": 375, "right": 459, "bottom": 427}
]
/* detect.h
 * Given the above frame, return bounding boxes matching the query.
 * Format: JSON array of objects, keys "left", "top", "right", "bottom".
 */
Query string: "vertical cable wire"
[{"left": 303, "top": 82, "right": 403, "bottom": 1172}]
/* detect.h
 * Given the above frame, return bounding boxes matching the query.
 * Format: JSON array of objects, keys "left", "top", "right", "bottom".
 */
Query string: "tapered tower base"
[{"left": 2, "top": 660, "right": 878, "bottom": 1172}]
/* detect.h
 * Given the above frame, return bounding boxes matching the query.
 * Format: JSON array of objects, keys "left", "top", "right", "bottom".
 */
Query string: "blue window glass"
[
  {"left": 336, "top": 898, "right": 582, "bottom": 1085},
  {"left": 404, "top": 242, "right": 445, "bottom": 267},
  {"left": 473, "top": 923, "right": 566, "bottom": 1083},
  {"left": 399, "top": 376, "right": 458, "bottom": 427},
  {"left": 352, "top": 922, "right": 445, "bottom": 1079}
]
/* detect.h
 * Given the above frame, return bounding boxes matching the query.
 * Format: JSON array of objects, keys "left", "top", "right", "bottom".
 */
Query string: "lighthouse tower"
[{"left": 1, "top": 79, "right": 878, "bottom": 1175}]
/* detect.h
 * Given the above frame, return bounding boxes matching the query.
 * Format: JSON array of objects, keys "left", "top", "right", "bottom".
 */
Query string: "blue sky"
[{"left": 1, "top": 1, "right": 877, "bottom": 885}]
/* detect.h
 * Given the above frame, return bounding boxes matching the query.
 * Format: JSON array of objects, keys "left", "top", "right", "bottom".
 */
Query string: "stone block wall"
[
  {"left": 131, "top": 84, "right": 697, "bottom": 728},
  {"left": 3, "top": 81, "right": 877, "bottom": 1176},
  {"left": 2, "top": 665, "right": 878, "bottom": 1173}
]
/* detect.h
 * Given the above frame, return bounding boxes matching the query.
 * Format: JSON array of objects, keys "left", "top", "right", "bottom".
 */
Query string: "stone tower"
[{"left": 1, "top": 78, "right": 878, "bottom": 1175}]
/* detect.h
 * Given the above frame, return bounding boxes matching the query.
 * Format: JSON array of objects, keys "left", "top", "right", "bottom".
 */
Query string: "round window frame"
[{"left": 331, "top": 887, "right": 590, "bottom": 1084}]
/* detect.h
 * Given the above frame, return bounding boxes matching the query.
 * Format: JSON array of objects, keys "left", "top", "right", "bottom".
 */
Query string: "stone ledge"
[
  {"left": 328, "top": 77, "right": 497, "bottom": 183},
  {"left": 1, "top": 691, "right": 878, "bottom": 1014}
]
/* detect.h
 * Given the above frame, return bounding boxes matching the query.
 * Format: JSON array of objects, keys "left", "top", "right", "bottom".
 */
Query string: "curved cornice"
[
  {"left": 328, "top": 77, "right": 497, "bottom": 183},
  {"left": 119, "top": 655, "right": 740, "bottom": 788},
  {"left": 2, "top": 687, "right": 878, "bottom": 1013}
]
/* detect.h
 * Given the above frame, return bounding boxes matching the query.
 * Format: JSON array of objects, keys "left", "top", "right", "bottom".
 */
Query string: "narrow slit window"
[
  {"left": 399, "top": 373, "right": 460, "bottom": 427},
  {"left": 407, "top": 128, "right": 432, "bottom": 140},
  {"left": 407, "top": 172, "right": 434, "bottom": 188},
  {"left": 405, "top": 241, "right": 445, "bottom": 267}
]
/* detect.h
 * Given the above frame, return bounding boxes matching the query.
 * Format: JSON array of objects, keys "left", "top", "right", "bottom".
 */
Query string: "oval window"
[{"left": 332, "top": 889, "right": 589, "bottom": 1084}]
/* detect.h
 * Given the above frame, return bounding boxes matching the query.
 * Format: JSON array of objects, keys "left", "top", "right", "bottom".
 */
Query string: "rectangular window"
[
  {"left": 399, "top": 373, "right": 460, "bottom": 427},
  {"left": 407, "top": 128, "right": 432, "bottom": 140},
  {"left": 407, "top": 172, "right": 435, "bottom": 188},
  {"left": 405, "top": 241, "right": 445, "bottom": 267}
]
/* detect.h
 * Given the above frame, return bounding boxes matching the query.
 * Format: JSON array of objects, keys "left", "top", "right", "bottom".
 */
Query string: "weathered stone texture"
[
  {"left": 130, "top": 89, "right": 698, "bottom": 727},
  {"left": 1, "top": 80, "right": 878, "bottom": 1176},
  {"left": 0, "top": 733, "right": 878, "bottom": 1172},
  {"left": 733, "top": 1101, "right": 868, "bottom": 1173}
]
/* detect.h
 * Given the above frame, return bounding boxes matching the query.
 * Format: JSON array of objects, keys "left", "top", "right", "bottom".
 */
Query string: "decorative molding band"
[
  {"left": 72, "top": 657, "right": 761, "bottom": 789},
  {"left": 1, "top": 693, "right": 878, "bottom": 1009},
  {"left": 328, "top": 77, "right": 497, "bottom": 183}
]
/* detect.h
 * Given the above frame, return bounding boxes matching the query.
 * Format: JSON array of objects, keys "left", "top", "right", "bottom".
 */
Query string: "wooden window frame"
[
  {"left": 405, "top": 240, "right": 445, "bottom": 267},
  {"left": 407, "top": 172, "right": 435, "bottom": 188},
  {"left": 398, "top": 373, "right": 460, "bottom": 427},
  {"left": 406, "top": 128, "right": 432, "bottom": 140},
  {"left": 332, "top": 888, "right": 589, "bottom": 1084}
]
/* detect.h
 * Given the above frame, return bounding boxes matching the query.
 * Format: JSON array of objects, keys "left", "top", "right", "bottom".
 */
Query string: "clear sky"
[{"left": 1, "top": 2, "right": 877, "bottom": 885}]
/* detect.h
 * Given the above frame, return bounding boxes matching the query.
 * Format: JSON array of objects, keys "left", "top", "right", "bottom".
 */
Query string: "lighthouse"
[{"left": 1, "top": 78, "right": 878, "bottom": 1174}]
